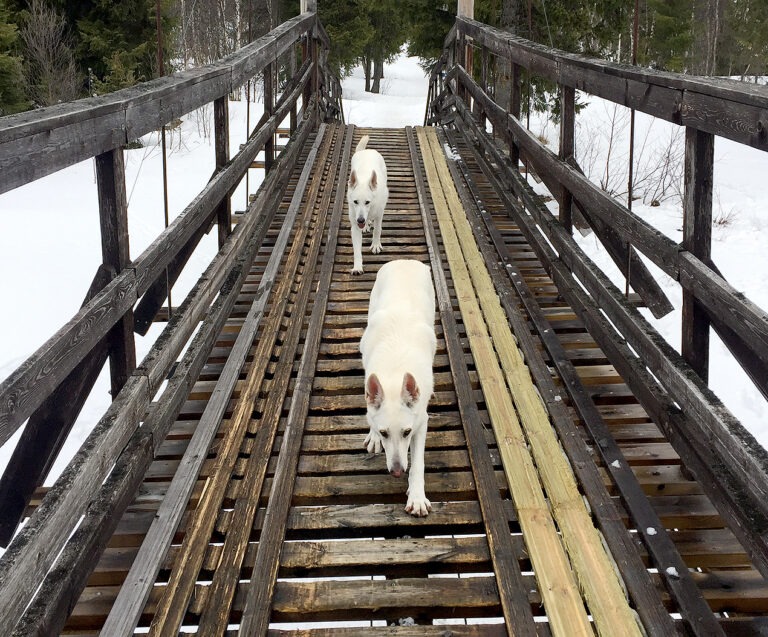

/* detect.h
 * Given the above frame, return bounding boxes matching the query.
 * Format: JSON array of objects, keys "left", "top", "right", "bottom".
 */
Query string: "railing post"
[
  {"left": 457, "top": 0, "right": 474, "bottom": 109},
  {"left": 214, "top": 96, "right": 231, "bottom": 246},
  {"left": 301, "top": 0, "right": 318, "bottom": 123},
  {"left": 558, "top": 84, "right": 575, "bottom": 234},
  {"left": 290, "top": 45, "right": 298, "bottom": 134},
  {"left": 682, "top": 127, "right": 714, "bottom": 382},
  {"left": 509, "top": 63, "right": 521, "bottom": 165},
  {"left": 477, "top": 45, "right": 488, "bottom": 131},
  {"left": 264, "top": 62, "right": 275, "bottom": 171},
  {"left": 95, "top": 148, "right": 136, "bottom": 396}
]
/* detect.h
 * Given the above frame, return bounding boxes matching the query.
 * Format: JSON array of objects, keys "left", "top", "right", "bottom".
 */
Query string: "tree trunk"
[
  {"left": 364, "top": 56, "right": 371, "bottom": 92},
  {"left": 371, "top": 56, "right": 383, "bottom": 93}
]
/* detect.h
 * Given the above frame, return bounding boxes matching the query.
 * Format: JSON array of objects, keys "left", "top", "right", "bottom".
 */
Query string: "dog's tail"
[{"left": 356, "top": 135, "right": 370, "bottom": 153}]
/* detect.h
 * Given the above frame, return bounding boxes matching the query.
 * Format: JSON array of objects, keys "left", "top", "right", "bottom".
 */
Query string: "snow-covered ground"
[{"left": 1, "top": 51, "right": 767, "bottom": 493}]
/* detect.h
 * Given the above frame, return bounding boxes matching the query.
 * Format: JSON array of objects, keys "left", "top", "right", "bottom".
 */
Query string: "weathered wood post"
[
  {"left": 301, "top": 0, "right": 318, "bottom": 123},
  {"left": 95, "top": 149, "right": 137, "bottom": 395},
  {"left": 290, "top": 45, "right": 298, "bottom": 134},
  {"left": 682, "top": 128, "right": 714, "bottom": 382},
  {"left": 264, "top": 62, "right": 275, "bottom": 171},
  {"left": 558, "top": 85, "right": 575, "bottom": 234},
  {"left": 458, "top": 0, "right": 474, "bottom": 109},
  {"left": 214, "top": 96, "right": 231, "bottom": 246}
]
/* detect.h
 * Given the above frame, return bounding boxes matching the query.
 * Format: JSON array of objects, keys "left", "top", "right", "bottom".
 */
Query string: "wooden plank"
[
  {"left": 237, "top": 123, "right": 355, "bottom": 636},
  {"left": 271, "top": 577, "right": 501, "bottom": 622},
  {"left": 420, "top": 126, "right": 639, "bottom": 637},
  {"left": 407, "top": 126, "right": 537, "bottom": 637},
  {"left": 0, "top": 265, "right": 111, "bottom": 547},
  {"left": 11, "top": 432, "right": 153, "bottom": 637},
  {"left": 194, "top": 124, "right": 348, "bottom": 636},
  {"left": 445, "top": 85, "right": 768, "bottom": 575},
  {"left": 0, "top": 374, "right": 148, "bottom": 631},
  {"left": 445, "top": 125, "right": 719, "bottom": 636},
  {"left": 142, "top": 125, "right": 334, "bottom": 637}
]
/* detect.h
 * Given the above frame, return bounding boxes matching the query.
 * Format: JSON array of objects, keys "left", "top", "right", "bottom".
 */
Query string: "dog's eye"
[
  {"left": 380, "top": 430, "right": 389, "bottom": 439},
  {"left": 353, "top": 200, "right": 359, "bottom": 205},
  {"left": 365, "top": 200, "right": 370, "bottom": 205},
  {"left": 403, "top": 428, "right": 412, "bottom": 438}
]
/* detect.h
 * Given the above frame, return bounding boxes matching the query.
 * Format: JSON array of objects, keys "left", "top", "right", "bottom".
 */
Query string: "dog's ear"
[
  {"left": 349, "top": 170, "right": 357, "bottom": 188},
  {"left": 401, "top": 372, "right": 420, "bottom": 407},
  {"left": 366, "top": 374, "right": 384, "bottom": 409},
  {"left": 369, "top": 170, "right": 378, "bottom": 190}
]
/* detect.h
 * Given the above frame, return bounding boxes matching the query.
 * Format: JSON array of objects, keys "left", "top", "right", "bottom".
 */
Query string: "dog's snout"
[
  {"left": 357, "top": 217, "right": 366, "bottom": 228},
  {"left": 390, "top": 462, "right": 403, "bottom": 478}
]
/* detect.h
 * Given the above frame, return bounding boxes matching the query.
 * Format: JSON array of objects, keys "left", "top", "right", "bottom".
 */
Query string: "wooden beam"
[
  {"left": 0, "top": 265, "right": 111, "bottom": 547},
  {"left": 214, "top": 96, "right": 232, "bottom": 247},
  {"left": 682, "top": 127, "right": 713, "bottom": 382},
  {"left": 95, "top": 148, "right": 136, "bottom": 396},
  {"left": 407, "top": 126, "right": 537, "bottom": 636},
  {"left": 558, "top": 84, "right": 575, "bottom": 234}
]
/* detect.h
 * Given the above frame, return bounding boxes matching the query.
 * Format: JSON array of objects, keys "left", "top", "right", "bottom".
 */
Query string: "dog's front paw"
[
  {"left": 370, "top": 242, "right": 383, "bottom": 254},
  {"left": 364, "top": 430, "right": 383, "bottom": 454},
  {"left": 351, "top": 265, "right": 364, "bottom": 275},
  {"left": 405, "top": 494, "right": 432, "bottom": 517}
]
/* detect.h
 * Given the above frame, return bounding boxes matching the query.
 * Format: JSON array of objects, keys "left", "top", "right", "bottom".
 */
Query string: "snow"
[
  {"left": 1, "top": 49, "right": 767, "bottom": 564},
  {"left": 647, "top": 527, "right": 658, "bottom": 536},
  {"left": 665, "top": 566, "right": 680, "bottom": 579}
]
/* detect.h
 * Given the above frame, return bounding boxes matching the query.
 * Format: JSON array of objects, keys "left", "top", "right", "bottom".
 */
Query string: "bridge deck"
[{"left": 58, "top": 124, "right": 768, "bottom": 635}]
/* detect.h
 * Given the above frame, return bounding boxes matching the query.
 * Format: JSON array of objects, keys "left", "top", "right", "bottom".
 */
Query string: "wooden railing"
[
  {"left": 0, "top": 10, "right": 341, "bottom": 633},
  {"left": 428, "top": 15, "right": 768, "bottom": 579}
]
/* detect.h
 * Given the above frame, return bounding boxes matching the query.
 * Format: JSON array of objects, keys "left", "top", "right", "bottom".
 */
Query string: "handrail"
[
  {"left": 0, "top": 13, "right": 316, "bottom": 194},
  {"left": 454, "top": 16, "right": 768, "bottom": 152},
  {"left": 0, "top": 8, "right": 337, "bottom": 624},
  {"left": 428, "top": 14, "right": 768, "bottom": 582}
]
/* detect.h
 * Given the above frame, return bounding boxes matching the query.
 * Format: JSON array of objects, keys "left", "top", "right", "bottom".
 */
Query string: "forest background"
[{"left": 1, "top": 0, "right": 767, "bottom": 118}]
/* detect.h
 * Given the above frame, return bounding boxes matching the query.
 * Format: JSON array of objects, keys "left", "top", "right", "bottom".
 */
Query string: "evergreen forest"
[{"left": 1, "top": 0, "right": 766, "bottom": 116}]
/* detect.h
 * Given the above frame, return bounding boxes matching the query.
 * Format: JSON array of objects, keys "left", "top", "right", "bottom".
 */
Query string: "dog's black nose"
[
  {"left": 390, "top": 463, "right": 403, "bottom": 478},
  {"left": 357, "top": 218, "right": 366, "bottom": 229}
]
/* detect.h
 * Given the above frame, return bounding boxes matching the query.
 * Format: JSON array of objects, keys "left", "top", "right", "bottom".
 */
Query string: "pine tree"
[
  {"left": 61, "top": 0, "right": 175, "bottom": 91},
  {"left": 360, "top": 0, "right": 407, "bottom": 93},
  {"left": 0, "top": 0, "right": 27, "bottom": 115}
]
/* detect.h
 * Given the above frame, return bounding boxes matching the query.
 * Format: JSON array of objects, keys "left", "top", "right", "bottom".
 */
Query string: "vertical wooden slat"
[
  {"left": 682, "top": 127, "right": 714, "bottom": 382},
  {"left": 290, "top": 46, "right": 298, "bottom": 133},
  {"left": 95, "top": 148, "right": 136, "bottom": 396},
  {"left": 214, "top": 96, "right": 231, "bottom": 247},
  {"left": 264, "top": 63, "right": 275, "bottom": 172},
  {"left": 558, "top": 84, "right": 575, "bottom": 234},
  {"left": 509, "top": 63, "right": 521, "bottom": 165}
]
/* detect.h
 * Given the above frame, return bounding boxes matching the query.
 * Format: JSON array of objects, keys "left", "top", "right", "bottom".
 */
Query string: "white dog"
[
  {"left": 360, "top": 260, "right": 437, "bottom": 516},
  {"left": 347, "top": 135, "right": 388, "bottom": 275}
]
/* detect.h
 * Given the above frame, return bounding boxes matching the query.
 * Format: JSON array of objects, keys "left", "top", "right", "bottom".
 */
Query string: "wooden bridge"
[{"left": 2, "top": 4, "right": 768, "bottom": 636}]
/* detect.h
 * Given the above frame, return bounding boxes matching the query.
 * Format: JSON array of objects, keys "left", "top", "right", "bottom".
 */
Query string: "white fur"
[
  {"left": 360, "top": 260, "right": 436, "bottom": 516},
  {"left": 347, "top": 135, "right": 389, "bottom": 275}
]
